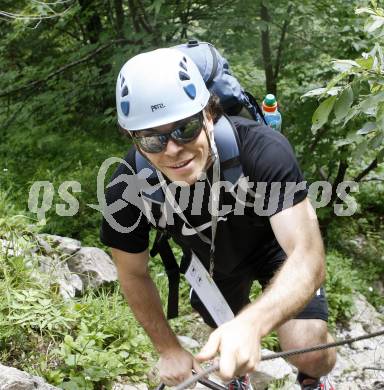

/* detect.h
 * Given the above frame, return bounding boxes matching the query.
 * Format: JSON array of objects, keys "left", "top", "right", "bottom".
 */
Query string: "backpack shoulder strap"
[
  {"left": 149, "top": 231, "right": 180, "bottom": 319},
  {"left": 214, "top": 115, "right": 243, "bottom": 185},
  {"left": 135, "top": 152, "right": 165, "bottom": 204},
  {"left": 134, "top": 152, "right": 180, "bottom": 319}
]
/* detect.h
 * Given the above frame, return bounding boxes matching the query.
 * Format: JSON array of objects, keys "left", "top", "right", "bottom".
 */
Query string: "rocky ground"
[
  {"left": 2, "top": 292, "right": 381, "bottom": 390},
  {"left": 0, "top": 235, "right": 382, "bottom": 389}
]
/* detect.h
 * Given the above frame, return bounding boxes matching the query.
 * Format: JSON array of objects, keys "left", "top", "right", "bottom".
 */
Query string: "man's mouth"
[{"left": 168, "top": 158, "right": 194, "bottom": 169}]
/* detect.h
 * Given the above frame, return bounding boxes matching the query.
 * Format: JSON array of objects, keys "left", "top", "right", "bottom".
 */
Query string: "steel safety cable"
[{"left": 171, "top": 329, "right": 384, "bottom": 390}]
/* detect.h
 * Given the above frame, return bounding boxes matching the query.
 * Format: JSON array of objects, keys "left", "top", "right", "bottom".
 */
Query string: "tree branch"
[
  {"left": 318, "top": 167, "right": 327, "bottom": 181},
  {"left": 128, "top": 0, "right": 141, "bottom": 33},
  {"left": 260, "top": 2, "right": 276, "bottom": 95},
  {"left": 113, "top": 0, "right": 124, "bottom": 39},
  {"left": 308, "top": 127, "right": 328, "bottom": 153},
  {"left": 135, "top": 0, "right": 154, "bottom": 34},
  {"left": 330, "top": 157, "right": 349, "bottom": 206},
  {"left": 274, "top": 4, "right": 292, "bottom": 81},
  {"left": 353, "top": 158, "right": 379, "bottom": 182},
  {"left": 0, "top": 39, "right": 139, "bottom": 98},
  {"left": 360, "top": 178, "right": 384, "bottom": 182}
]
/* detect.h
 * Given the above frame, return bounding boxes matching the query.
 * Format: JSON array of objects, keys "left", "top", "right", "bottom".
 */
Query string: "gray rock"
[
  {"left": 250, "top": 349, "right": 295, "bottom": 389},
  {"left": 336, "top": 383, "right": 361, "bottom": 390},
  {"left": 351, "top": 293, "right": 383, "bottom": 332},
  {"left": 112, "top": 384, "right": 148, "bottom": 390},
  {"left": 38, "top": 255, "right": 83, "bottom": 299},
  {"left": 34, "top": 236, "right": 54, "bottom": 255},
  {"left": 41, "top": 234, "right": 81, "bottom": 255},
  {"left": 0, "top": 364, "right": 59, "bottom": 389},
  {"left": 332, "top": 293, "right": 384, "bottom": 389},
  {"left": 66, "top": 247, "right": 117, "bottom": 289},
  {"left": 347, "top": 235, "right": 366, "bottom": 250},
  {"left": 177, "top": 335, "right": 200, "bottom": 350}
]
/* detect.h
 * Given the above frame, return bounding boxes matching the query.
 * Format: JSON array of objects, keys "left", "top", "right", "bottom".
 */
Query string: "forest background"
[{"left": 0, "top": 0, "right": 383, "bottom": 389}]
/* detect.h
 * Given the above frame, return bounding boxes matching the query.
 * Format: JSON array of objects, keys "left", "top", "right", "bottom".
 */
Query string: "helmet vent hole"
[
  {"left": 120, "top": 101, "right": 130, "bottom": 116},
  {"left": 183, "top": 56, "right": 187, "bottom": 63},
  {"left": 183, "top": 84, "right": 196, "bottom": 100},
  {"left": 120, "top": 76, "right": 125, "bottom": 88},
  {"left": 179, "top": 61, "right": 187, "bottom": 71},
  {"left": 179, "top": 71, "right": 190, "bottom": 81},
  {"left": 121, "top": 85, "right": 129, "bottom": 97}
]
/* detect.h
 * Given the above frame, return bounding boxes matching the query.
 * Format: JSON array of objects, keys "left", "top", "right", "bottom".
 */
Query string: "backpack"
[
  {"left": 175, "top": 40, "right": 266, "bottom": 124},
  {"left": 140, "top": 41, "right": 264, "bottom": 319}
]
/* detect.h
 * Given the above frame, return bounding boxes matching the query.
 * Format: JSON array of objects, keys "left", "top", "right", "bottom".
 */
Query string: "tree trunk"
[
  {"left": 114, "top": 0, "right": 124, "bottom": 39},
  {"left": 78, "top": 0, "right": 102, "bottom": 44},
  {"left": 274, "top": 4, "right": 292, "bottom": 85},
  {"left": 260, "top": 1, "right": 276, "bottom": 95}
]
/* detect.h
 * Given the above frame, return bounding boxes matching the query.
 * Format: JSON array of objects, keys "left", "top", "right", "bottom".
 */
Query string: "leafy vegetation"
[
  {"left": 0, "top": 0, "right": 383, "bottom": 388},
  {"left": 0, "top": 192, "right": 154, "bottom": 388}
]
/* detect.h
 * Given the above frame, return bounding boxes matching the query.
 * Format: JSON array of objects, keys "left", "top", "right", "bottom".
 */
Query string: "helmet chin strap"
[{"left": 202, "top": 112, "right": 219, "bottom": 174}]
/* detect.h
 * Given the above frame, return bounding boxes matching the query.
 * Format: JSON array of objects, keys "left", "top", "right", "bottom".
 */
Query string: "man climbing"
[{"left": 100, "top": 46, "right": 336, "bottom": 390}]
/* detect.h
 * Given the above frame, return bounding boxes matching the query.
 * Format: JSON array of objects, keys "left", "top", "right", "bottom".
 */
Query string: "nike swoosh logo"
[{"left": 182, "top": 216, "right": 228, "bottom": 236}]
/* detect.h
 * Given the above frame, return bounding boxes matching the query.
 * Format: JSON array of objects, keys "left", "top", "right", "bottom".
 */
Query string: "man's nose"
[{"left": 164, "top": 137, "right": 183, "bottom": 156}]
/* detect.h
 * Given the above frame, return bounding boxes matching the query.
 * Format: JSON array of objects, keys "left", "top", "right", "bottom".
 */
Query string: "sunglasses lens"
[
  {"left": 134, "top": 112, "right": 203, "bottom": 153},
  {"left": 137, "top": 134, "right": 167, "bottom": 153},
  {"left": 172, "top": 116, "right": 202, "bottom": 142}
]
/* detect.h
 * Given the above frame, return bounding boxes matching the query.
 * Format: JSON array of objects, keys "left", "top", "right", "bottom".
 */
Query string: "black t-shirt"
[{"left": 100, "top": 116, "right": 307, "bottom": 279}]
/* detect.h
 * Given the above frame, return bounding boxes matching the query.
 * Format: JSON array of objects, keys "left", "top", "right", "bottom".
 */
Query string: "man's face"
[{"left": 138, "top": 113, "right": 213, "bottom": 185}]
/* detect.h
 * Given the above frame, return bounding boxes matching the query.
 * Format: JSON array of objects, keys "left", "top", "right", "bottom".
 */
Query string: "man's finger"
[
  {"left": 192, "top": 359, "right": 204, "bottom": 374},
  {"left": 196, "top": 331, "right": 221, "bottom": 362},
  {"left": 218, "top": 343, "right": 237, "bottom": 381}
]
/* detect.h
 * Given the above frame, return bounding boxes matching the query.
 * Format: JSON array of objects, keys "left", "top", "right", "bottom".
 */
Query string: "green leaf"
[
  {"left": 365, "top": 15, "right": 384, "bottom": 33},
  {"left": 360, "top": 91, "right": 384, "bottom": 114},
  {"left": 302, "top": 87, "right": 341, "bottom": 98},
  {"left": 377, "top": 148, "right": 384, "bottom": 162},
  {"left": 64, "top": 354, "right": 77, "bottom": 367},
  {"left": 369, "top": 132, "right": 384, "bottom": 149},
  {"left": 356, "top": 57, "right": 374, "bottom": 70},
  {"left": 334, "top": 86, "right": 354, "bottom": 122},
  {"left": 352, "top": 139, "right": 370, "bottom": 161},
  {"left": 355, "top": 7, "right": 376, "bottom": 15},
  {"left": 311, "top": 96, "right": 337, "bottom": 134},
  {"left": 334, "top": 133, "right": 360, "bottom": 148},
  {"left": 332, "top": 60, "right": 360, "bottom": 72},
  {"left": 376, "top": 102, "right": 384, "bottom": 130},
  {"left": 342, "top": 105, "right": 361, "bottom": 127},
  {"left": 357, "top": 122, "right": 376, "bottom": 135}
]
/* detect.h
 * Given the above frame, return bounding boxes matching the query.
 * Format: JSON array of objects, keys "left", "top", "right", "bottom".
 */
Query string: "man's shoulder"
[
  {"left": 229, "top": 115, "right": 287, "bottom": 145},
  {"left": 104, "top": 146, "right": 138, "bottom": 201},
  {"left": 229, "top": 116, "right": 293, "bottom": 164},
  {"left": 109, "top": 147, "right": 137, "bottom": 179}
]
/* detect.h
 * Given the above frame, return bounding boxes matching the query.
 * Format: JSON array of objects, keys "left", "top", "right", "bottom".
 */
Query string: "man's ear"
[
  {"left": 203, "top": 110, "right": 214, "bottom": 135},
  {"left": 203, "top": 109, "right": 213, "bottom": 122}
]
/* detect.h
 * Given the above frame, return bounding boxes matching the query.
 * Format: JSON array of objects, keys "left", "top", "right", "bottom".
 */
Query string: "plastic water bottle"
[{"left": 262, "top": 94, "right": 282, "bottom": 132}]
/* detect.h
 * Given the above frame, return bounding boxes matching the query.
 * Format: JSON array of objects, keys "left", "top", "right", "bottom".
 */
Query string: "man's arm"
[
  {"left": 112, "top": 247, "right": 202, "bottom": 385},
  {"left": 196, "top": 198, "right": 325, "bottom": 379},
  {"left": 248, "top": 197, "right": 325, "bottom": 335}
]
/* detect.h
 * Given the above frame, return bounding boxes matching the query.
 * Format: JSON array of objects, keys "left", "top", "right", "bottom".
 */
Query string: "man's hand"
[
  {"left": 196, "top": 316, "right": 261, "bottom": 381},
  {"left": 158, "top": 347, "right": 203, "bottom": 386}
]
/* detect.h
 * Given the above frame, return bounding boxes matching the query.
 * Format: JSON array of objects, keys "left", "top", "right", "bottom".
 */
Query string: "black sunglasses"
[{"left": 131, "top": 112, "right": 204, "bottom": 153}]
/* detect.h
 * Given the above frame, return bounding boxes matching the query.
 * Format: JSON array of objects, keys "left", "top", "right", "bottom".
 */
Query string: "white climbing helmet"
[{"left": 116, "top": 48, "right": 210, "bottom": 131}]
